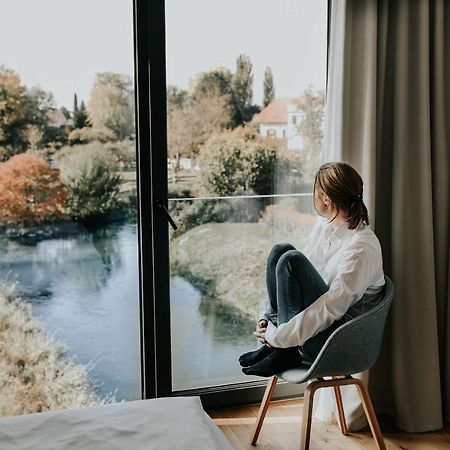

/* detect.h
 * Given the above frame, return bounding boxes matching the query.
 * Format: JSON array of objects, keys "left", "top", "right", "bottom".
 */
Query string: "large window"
[
  {"left": 165, "top": 0, "right": 328, "bottom": 391},
  {"left": 0, "top": 0, "right": 328, "bottom": 416},
  {"left": 0, "top": 0, "right": 140, "bottom": 416}
]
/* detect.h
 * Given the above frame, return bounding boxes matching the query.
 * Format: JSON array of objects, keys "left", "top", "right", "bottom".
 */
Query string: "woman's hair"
[{"left": 314, "top": 162, "right": 369, "bottom": 230}]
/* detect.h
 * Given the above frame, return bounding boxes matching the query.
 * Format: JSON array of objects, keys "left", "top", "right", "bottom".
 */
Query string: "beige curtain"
[{"left": 325, "top": 0, "right": 450, "bottom": 432}]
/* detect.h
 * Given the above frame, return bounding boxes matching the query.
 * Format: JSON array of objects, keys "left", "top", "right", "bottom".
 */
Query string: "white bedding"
[{"left": 0, "top": 397, "right": 233, "bottom": 450}]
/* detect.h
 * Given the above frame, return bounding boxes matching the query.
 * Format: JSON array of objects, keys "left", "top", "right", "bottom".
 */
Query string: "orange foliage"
[{"left": 0, "top": 153, "right": 67, "bottom": 224}]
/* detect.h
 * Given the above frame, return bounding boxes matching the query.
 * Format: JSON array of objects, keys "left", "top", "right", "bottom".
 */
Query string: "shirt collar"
[{"left": 324, "top": 220, "right": 355, "bottom": 241}]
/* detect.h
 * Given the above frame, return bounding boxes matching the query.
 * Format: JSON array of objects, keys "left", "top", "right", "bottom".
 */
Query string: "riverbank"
[
  {"left": 0, "top": 284, "right": 106, "bottom": 417},
  {"left": 170, "top": 221, "right": 311, "bottom": 318}
]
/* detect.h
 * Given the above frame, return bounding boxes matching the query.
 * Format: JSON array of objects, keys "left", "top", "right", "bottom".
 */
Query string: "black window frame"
[{"left": 134, "top": 0, "right": 330, "bottom": 409}]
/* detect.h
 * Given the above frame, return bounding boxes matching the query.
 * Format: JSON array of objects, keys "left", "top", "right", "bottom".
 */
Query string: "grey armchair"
[{"left": 251, "top": 276, "right": 394, "bottom": 450}]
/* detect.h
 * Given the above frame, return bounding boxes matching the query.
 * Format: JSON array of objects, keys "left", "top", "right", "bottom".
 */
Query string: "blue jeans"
[{"left": 265, "top": 243, "right": 344, "bottom": 363}]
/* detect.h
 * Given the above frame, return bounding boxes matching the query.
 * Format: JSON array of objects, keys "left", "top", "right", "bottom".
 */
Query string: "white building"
[{"left": 253, "top": 98, "right": 304, "bottom": 151}]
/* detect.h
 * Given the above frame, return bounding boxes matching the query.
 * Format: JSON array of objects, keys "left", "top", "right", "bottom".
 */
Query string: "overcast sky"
[{"left": 0, "top": 0, "right": 327, "bottom": 109}]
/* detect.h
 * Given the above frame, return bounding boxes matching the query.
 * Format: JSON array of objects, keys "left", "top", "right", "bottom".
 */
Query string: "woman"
[{"left": 239, "top": 162, "right": 385, "bottom": 377}]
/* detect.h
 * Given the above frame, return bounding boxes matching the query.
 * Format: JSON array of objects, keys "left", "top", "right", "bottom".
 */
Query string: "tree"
[
  {"left": 25, "top": 125, "right": 44, "bottom": 150},
  {"left": 88, "top": 73, "right": 134, "bottom": 140},
  {"left": 263, "top": 67, "right": 275, "bottom": 107},
  {"left": 167, "top": 107, "right": 194, "bottom": 182},
  {"left": 73, "top": 93, "right": 79, "bottom": 116},
  {"left": 0, "top": 66, "right": 32, "bottom": 159},
  {"left": 0, "top": 153, "right": 67, "bottom": 224},
  {"left": 231, "top": 54, "right": 255, "bottom": 125},
  {"left": 198, "top": 128, "right": 278, "bottom": 197},
  {"left": 26, "top": 87, "right": 57, "bottom": 147},
  {"left": 297, "top": 88, "right": 325, "bottom": 184},
  {"left": 190, "top": 67, "right": 233, "bottom": 101},
  {"left": 167, "top": 85, "right": 189, "bottom": 112},
  {"left": 167, "top": 91, "right": 232, "bottom": 182},
  {"left": 73, "top": 98, "right": 90, "bottom": 129},
  {"left": 57, "top": 144, "right": 121, "bottom": 220}
]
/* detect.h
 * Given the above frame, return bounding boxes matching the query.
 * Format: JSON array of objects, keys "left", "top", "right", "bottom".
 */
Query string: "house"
[{"left": 252, "top": 98, "right": 304, "bottom": 150}]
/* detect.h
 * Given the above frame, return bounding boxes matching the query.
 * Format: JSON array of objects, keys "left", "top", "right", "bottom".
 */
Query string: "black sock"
[
  {"left": 238, "top": 345, "right": 274, "bottom": 367},
  {"left": 242, "top": 348, "right": 302, "bottom": 377}
]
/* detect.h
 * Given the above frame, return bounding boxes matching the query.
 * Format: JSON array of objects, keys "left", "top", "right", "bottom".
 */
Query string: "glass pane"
[
  {"left": 0, "top": 0, "right": 140, "bottom": 416},
  {"left": 166, "top": 0, "right": 327, "bottom": 390}
]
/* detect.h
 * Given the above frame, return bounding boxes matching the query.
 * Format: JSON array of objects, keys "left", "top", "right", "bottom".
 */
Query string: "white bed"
[{"left": 0, "top": 397, "right": 233, "bottom": 450}]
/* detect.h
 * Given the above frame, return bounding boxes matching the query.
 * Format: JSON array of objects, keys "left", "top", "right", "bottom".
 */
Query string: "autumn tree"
[
  {"left": 263, "top": 67, "right": 275, "bottom": 107},
  {"left": 297, "top": 88, "right": 325, "bottom": 184},
  {"left": 167, "top": 92, "right": 231, "bottom": 182},
  {"left": 0, "top": 153, "right": 67, "bottom": 224},
  {"left": 88, "top": 72, "right": 134, "bottom": 140},
  {"left": 167, "top": 107, "right": 194, "bottom": 182}
]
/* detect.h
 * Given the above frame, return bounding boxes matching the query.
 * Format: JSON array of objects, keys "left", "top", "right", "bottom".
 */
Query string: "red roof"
[{"left": 253, "top": 98, "right": 303, "bottom": 125}]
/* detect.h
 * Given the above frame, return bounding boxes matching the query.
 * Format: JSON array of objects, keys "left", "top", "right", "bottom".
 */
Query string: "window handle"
[{"left": 157, "top": 201, "right": 178, "bottom": 231}]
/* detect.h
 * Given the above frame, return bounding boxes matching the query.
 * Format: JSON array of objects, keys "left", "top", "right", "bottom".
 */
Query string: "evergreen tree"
[
  {"left": 73, "top": 93, "right": 78, "bottom": 115},
  {"left": 231, "top": 54, "right": 254, "bottom": 125},
  {"left": 263, "top": 67, "right": 275, "bottom": 107},
  {"left": 72, "top": 94, "right": 90, "bottom": 129},
  {"left": 78, "top": 101, "right": 90, "bottom": 128}
]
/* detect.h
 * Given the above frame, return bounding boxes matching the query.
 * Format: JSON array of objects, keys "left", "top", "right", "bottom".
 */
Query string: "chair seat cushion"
[{"left": 278, "top": 365, "right": 311, "bottom": 383}]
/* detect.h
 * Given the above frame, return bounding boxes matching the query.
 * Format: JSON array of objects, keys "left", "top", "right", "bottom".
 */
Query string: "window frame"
[{"left": 134, "top": 0, "right": 330, "bottom": 408}]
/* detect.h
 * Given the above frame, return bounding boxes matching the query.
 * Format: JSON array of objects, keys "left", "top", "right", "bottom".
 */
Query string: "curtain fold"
[{"left": 325, "top": 0, "right": 450, "bottom": 432}]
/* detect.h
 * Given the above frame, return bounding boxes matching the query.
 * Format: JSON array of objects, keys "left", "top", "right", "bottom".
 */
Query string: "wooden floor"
[{"left": 208, "top": 398, "right": 450, "bottom": 450}]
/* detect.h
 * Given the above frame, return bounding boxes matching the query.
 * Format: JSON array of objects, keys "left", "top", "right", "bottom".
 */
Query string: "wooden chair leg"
[
  {"left": 251, "top": 375, "right": 278, "bottom": 445},
  {"left": 333, "top": 384, "right": 348, "bottom": 435},
  {"left": 300, "top": 380, "right": 320, "bottom": 450},
  {"left": 354, "top": 379, "right": 386, "bottom": 450}
]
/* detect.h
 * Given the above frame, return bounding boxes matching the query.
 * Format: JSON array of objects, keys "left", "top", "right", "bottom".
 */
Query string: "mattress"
[{"left": 0, "top": 397, "right": 233, "bottom": 450}]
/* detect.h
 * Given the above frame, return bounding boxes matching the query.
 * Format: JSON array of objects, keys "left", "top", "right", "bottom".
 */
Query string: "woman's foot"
[
  {"left": 241, "top": 348, "right": 301, "bottom": 377},
  {"left": 239, "top": 345, "right": 274, "bottom": 367}
]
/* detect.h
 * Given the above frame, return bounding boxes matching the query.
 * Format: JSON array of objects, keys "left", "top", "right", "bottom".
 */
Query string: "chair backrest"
[{"left": 304, "top": 276, "right": 394, "bottom": 380}]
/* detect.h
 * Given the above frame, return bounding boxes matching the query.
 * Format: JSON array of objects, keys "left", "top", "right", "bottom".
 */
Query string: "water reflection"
[
  {"left": 0, "top": 222, "right": 257, "bottom": 397},
  {"left": 199, "top": 297, "right": 254, "bottom": 344}
]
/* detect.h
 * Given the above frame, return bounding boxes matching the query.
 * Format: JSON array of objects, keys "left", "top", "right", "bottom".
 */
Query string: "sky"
[{"left": 0, "top": 0, "right": 327, "bottom": 109}]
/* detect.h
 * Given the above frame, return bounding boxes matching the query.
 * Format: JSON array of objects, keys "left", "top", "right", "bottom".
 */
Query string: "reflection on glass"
[
  {"left": 166, "top": 0, "right": 327, "bottom": 390},
  {"left": 0, "top": 1, "right": 139, "bottom": 416}
]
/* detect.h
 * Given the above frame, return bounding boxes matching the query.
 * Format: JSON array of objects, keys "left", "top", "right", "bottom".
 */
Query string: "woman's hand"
[
  {"left": 254, "top": 319, "right": 271, "bottom": 347},
  {"left": 256, "top": 319, "right": 268, "bottom": 333}
]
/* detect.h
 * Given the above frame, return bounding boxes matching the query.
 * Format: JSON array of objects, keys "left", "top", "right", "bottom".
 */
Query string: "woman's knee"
[
  {"left": 268, "top": 243, "right": 296, "bottom": 264},
  {"left": 276, "top": 250, "right": 310, "bottom": 275}
]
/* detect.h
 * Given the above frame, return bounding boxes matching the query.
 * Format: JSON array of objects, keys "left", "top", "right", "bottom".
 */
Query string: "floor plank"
[{"left": 207, "top": 398, "right": 450, "bottom": 450}]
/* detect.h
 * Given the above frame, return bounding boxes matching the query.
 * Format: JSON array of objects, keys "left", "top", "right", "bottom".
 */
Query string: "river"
[{"left": 0, "top": 222, "right": 257, "bottom": 401}]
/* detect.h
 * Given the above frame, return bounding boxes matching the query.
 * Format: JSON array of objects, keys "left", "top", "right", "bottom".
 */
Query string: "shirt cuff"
[{"left": 264, "top": 321, "right": 278, "bottom": 347}]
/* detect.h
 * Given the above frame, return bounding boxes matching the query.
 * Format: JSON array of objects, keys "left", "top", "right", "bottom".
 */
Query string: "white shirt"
[{"left": 264, "top": 217, "right": 385, "bottom": 348}]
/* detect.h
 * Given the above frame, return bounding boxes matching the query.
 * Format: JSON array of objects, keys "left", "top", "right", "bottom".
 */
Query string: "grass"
[
  {"left": 170, "top": 218, "right": 313, "bottom": 318},
  {"left": 0, "top": 284, "right": 109, "bottom": 417}
]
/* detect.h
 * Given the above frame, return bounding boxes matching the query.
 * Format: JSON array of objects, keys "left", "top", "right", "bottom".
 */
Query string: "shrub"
[
  {"left": 0, "top": 285, "right": 105, "bottom": 416},
  {"left": 56, "top": 144, "right": 121, "bottom": 220},
  {"left": 198, "top": 128, "right": 279, "bottom": 197},
  {"left": 169, "top": 196, "right": 269, "bottom": 238},
  {"left": 68, "top": 127, "right": 115, "bottom": 145},
  {"left": 0, "top": 153, "right": 67, "bottom": 224}
]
